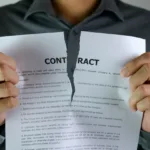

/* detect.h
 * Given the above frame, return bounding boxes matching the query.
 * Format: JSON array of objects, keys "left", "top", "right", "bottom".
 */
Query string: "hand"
[
  {"left": 0, "top": 53, "right": 19, "bottom": 126},
  {"left": 121, "top": 52, "right": 150, "bottom": 132}
]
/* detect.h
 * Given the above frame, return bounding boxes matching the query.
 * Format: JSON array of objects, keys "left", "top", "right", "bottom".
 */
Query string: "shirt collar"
[
  {"left": 25, "top": 0, "right": 124, "bottom": 21},
  {"left": 24, "top": 0, "right": 55, "bottom": 19},
  {"left": 96, "top": 0, "right": 124, "bottom": 21}
]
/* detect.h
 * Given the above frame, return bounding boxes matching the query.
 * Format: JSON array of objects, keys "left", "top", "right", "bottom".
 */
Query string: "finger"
[
  {"left": 129, "top": 84, "right": 150, "bottom": 111},
  {"left": 0, "top": 97, "right": 18, "bottom": 113},
  {"left": 137, "top": 97, "right": 150, "bottom": 112},
  {"left": 0, "top": 113, "right": 5, "bottom": 126},
  {"left": 129, "top": 64, "right": 150, "bottom": 92},
  {"left": 121, "top": 52, "right": 150, "bottom": 77},
  {"left": 0, "top": 82, "right": 19, "bottom": 98},
  {"left": 0, "top": 65, "right": 19, "bottom": 84},
  {"left": 142, "top": 110, "right": 150, "bottom": 132},
  {"left": 0, "top": 53, "right": 16, "bottom": 71}
]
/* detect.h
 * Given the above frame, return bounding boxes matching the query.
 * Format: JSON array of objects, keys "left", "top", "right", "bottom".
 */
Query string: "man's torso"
[{"left": 0, "top": 0, "right": 150, "bottom": 150}]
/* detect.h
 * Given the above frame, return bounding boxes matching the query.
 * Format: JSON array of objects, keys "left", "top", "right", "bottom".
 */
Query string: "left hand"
[{"left": 121, "top": 52, "right": 150, "bottom": 133}]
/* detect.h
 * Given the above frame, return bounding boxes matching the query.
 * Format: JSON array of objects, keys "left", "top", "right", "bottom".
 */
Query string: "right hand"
[{"left": 0, "top": 53, "right": 19, "bottom": 126}]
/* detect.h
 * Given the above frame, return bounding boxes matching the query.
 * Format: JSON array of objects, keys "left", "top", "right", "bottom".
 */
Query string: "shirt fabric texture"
[{"left": 0, "top": 0, "right": 150, "bottom": 150}]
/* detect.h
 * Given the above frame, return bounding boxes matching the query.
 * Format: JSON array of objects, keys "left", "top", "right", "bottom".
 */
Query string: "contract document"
[{"left": 0, "top": 32, "right": 145, "bottom": 150}]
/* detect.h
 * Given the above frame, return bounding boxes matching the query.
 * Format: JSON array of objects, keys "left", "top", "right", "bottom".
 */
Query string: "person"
[{"left": 0, "top": 0, "right": 150, "bottom": 149}]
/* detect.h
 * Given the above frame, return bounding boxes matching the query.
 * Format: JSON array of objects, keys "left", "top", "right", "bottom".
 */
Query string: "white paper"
[
  {"left": 73, "top": 31, "right": 145, "bottom": 150},
  {"left": 0, "top": 32, "right": 145, "bottom": 150},
  {"left": 2, "top": 33, "right": 73, "bottom": 150}
]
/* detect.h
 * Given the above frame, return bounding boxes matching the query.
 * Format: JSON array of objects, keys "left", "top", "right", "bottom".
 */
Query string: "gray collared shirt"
[{"left": 0, "top": 0, "right": 150, "bottom": 150}]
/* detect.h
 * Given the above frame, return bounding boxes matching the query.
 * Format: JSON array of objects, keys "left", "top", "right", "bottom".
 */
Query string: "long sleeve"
[
  {"left": 0, "top": 124, "right": 5, "bottom": 150},
  {"left": 138, "top": 130, "right": 150, "bottom": 150}
]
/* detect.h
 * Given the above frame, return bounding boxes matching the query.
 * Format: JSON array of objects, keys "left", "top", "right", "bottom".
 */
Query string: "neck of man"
[{"left": 52, "top": 0, "right": 99, "bottom": 25}]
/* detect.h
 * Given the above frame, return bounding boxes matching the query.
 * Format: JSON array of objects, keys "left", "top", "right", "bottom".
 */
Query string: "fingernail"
[
  {"left": 131, "top": 108, "right": 137, "bottom": 112},
  {"left": 129, "top": 98, "right": 137, "bottom": 112},
  {"left": 120, "top": 67, "right": 129, "bottom": 77}
]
